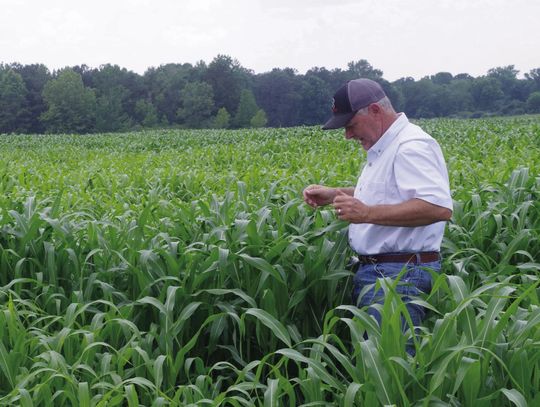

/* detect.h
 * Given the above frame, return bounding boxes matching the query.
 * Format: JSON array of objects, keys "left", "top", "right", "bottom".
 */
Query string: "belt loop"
[{"left": 415, "top": 252, "right": 421, "bottom": 264}]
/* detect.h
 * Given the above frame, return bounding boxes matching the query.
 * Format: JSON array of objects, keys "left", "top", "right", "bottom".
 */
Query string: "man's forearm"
[{"left": 366, "top": 199, "right": 452, "bottom": 227}]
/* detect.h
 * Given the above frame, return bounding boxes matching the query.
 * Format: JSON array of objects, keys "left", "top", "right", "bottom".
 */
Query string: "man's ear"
[{"left": 368, "top": 103, "right": 381, "bottom": 114}]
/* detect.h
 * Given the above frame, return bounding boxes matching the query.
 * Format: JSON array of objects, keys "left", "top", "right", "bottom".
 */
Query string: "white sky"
[{"left": 1, "top": 0, "right": 539, "bottom": 81}]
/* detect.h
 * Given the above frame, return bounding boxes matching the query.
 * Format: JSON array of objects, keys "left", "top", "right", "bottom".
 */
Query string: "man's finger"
[{"left": 333, "top": 194, "right": 350, "bottom": 204}]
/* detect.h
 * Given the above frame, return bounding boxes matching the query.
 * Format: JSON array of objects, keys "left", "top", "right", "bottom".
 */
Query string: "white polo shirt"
[{"left": 348, "top": 113, "right": 453, "bottom": 255}]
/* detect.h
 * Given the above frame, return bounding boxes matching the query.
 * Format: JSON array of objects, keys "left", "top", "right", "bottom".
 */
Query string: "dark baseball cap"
[{"left": 322, "top": 78, "right": 386, "bottom": 130}]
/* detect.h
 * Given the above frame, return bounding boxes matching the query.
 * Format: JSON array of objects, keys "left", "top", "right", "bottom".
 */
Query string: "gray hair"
[{"left": 355, "top": 96, "right": 395, "bottom": 115}]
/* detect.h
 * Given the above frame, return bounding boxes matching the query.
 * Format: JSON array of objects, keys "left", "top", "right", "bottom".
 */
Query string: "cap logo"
[{"left": 331, "top": 98, "right": 337, "bottom": 113}]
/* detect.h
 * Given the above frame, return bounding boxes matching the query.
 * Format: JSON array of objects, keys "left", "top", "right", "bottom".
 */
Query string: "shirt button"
[{"left": 368, "top": 163, "right": 372, "bottom": 167}]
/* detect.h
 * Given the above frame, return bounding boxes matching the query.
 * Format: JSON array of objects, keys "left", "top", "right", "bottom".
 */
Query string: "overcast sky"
[{"left": 1, "top": 0, "right": 539, "bottom": 81}]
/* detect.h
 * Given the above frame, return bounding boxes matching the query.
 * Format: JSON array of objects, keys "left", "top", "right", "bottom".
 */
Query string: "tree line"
[{"left": 1, "top": 55, "right": 540, "bottom": 134}]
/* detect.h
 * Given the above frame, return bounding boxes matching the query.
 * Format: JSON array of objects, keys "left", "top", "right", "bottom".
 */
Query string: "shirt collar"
[{"left": 368, "top": 113, "right": 409, "bottom": 157}]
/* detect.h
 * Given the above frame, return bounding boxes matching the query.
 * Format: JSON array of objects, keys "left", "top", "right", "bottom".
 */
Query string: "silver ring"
[{"left": 337, "top": 208, "right": 342, "bottom": 215}]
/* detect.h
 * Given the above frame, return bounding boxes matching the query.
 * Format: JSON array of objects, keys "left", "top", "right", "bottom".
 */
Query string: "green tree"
[
  {"left": 347, "top": 59, "right": 384, "bottom": 81},
  {"left": 0, "top": 68, "right": 28, "bottom": 133},
  {"left": 455, "top": 73, "right": 474, "bottom": 80},
  {"left": 299, "top": 75, "right": 331, "bottom": 125},
  {"left": 431, "top": 72, "right": 453, "bottom": 85},
  {"left": 134, "top": 100, "right": 159, "bottom": 127},
  {"left": 11, "top": 63, "right": 51, "bottom": 133},
  {"left": 253, "top": 68, "right": 302, "bottom": 127},
  {"left": 526, "top": 92, "right": 540, "bottom": 113},
  {"left": 213, "top": 107, "right": 230, "bottom": 129},
  {"left": 95, "top": 86, "right": 133, "bottom": 132},
  {"left": 250, "top": 109, "right": 267, "bottom": 128},
  {"left": 41, "top": 69, "right": 96, "bottom": 133},
  {"left": 145, "top": 63, "right": 196, "bottom": 125},
  {"left": 89, "top": 64, "right": 143, "bottom": 129},
  {"left": 176, "top": 81, "right": 215, "bottom": 128},
  {"left": 205, "top": 55, "right": 250, "bottom": 114},
  {"left": 306, "top": 66, "right": 349, "bottom": 95},
  {"left": 395, "top": 77, "right": 438, "bottom": 118},
  {"left": 487, "top": 65, "right": 522, "bottom": 100},
  {"left": 233, "top": 89, "right": 259, "bottom": 128},
  {"left": 470, "top": 77, "right": 504, "bottom": 111},
  {"left": 446, "top": 79, "right": 474, "bottom": 115},
  {"left": 525, "top": 68, "right": 540, "bottom": 91}
]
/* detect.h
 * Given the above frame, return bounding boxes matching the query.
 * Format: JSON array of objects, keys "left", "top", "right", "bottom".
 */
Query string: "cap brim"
[{"left": 321, "top": 112, "right": 355, "bottom": 130}]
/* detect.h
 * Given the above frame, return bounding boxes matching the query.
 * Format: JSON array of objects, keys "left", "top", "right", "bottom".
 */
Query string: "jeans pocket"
[{"left": 408, "top": 265, "right": 435, "bottom": 294}]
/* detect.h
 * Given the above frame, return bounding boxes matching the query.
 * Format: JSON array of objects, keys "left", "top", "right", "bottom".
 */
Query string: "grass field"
[{"left": 0, "top": 116, "right": 539, "bottom": 406}]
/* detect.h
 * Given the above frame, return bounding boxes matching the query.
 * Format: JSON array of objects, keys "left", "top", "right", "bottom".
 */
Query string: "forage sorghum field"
[{"left": 0, "top": 116, "right": 539, "bottom": 406}]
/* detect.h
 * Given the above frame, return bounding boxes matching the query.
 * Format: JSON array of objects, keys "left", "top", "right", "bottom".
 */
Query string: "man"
[{"left": 303, "top": 78, "right": 453, "bottom": 330}]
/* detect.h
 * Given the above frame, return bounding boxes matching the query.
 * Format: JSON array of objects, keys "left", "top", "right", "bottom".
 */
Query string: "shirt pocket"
[{"left": 363, "top": 181, "right": 386, "bottom": 205}]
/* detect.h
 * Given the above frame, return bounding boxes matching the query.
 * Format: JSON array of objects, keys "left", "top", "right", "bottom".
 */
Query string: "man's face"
[{"left": 344, "top": 108, "right": 381, "bottom": 151}]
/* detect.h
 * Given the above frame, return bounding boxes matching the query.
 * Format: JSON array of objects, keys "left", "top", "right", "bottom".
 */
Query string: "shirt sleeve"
[{"left": 394, "top": 139, "right": 453, "bottom": 210}]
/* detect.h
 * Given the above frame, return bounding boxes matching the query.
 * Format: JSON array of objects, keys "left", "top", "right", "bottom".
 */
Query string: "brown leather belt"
[{"left": 358, "top": 251, "right": 440, "bottom": 265}]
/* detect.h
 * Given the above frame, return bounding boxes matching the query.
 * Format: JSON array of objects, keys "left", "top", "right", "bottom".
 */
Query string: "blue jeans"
[{"left": 352, "top": 260, "right": 440, "bottom": 329}]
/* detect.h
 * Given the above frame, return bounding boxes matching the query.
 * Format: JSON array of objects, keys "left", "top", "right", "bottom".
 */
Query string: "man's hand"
[
  {"left": 303, "top": 185, "right": 336, "bottom": 208},
  {"left": 332, "top": 189, "right": 370, "bottom": 222}
]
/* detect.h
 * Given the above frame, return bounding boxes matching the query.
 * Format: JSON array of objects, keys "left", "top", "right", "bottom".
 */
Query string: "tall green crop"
[{"left": 0, "top": 116, "right": 539, "bottom": 405}]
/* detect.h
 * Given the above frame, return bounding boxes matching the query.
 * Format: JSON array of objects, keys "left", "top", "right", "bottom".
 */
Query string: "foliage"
[
  {"left": 9, "top": 63, "right": 51, "bottom": 133},
  {"left": 250, "top": 109, "right": 268, "bottom": 128},
  {"left": 527, "top": 92, "right": 540, "bottom": 113},
  {"left": 40, "top": 69, "right": 97, "bottom": 133},
  {"left": 176, "top": 81, "right": 215, "bottom": 128},
  {"left": 95, "top": 86, "right": 133, "bottom": 132},
  {"left": 135, "top": 99, "right": 159, "bottom": 128},
  {"left": 470, "top": 77, "right": 504, "bottom": 112},
  {"left": 298, "top": 75, "right": 331, "bottom": 126},
  {"left": 0, "top": 68, "right": 28, "bottom": 133},
  {"left": 254, "top": 68, "right": 303, "bottom": 127},
  {"left": 213, "top": 107, "right": 231, "bottom": 129},
  {"left": 145, "top": 63, "right": 195, "bottom": 125},
  {"left": 205, "top": 55, "right": 250, "bottom": 115},
  {"left": 347, "top": 59, "right": 384, "bottom": 80},
  {"left": 1, "top": 58, "right": 540, "bottom": 133},
  {"left": 0, "top": 117, "right": 539, "bottom": 405},
  {"left": 233, "top": 89, "right": 260, "bottom": 128}
]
